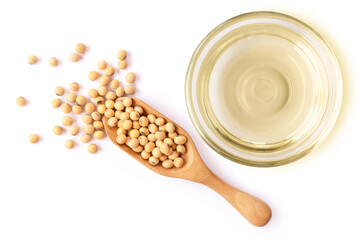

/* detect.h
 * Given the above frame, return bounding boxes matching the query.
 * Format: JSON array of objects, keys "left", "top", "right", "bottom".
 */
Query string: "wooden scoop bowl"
[{"left": 103, "top": 97, "right": 272, "bottom": 227}]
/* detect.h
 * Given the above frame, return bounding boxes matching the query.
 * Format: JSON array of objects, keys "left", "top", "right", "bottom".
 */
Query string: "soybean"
[
  {"left": 88, "top": 144, "right": 98, "bottom": 153},
  {"left": 16, "top": 96, "right": 26, "bottom": 106},
  {"left": 27, "top": 55, "right": 37, "bottom": 65},
  {"left": 53, "top": 125, "right": 63, "bottom": 135},
  {"left": 29, "top": 134, "right": 39, "bottom": 143},
  {"left": 69, "top": 53, "right": 80, "bottom": 62},
  {"left": 65, "top": 139, "right": 75, "bottom": 149}
]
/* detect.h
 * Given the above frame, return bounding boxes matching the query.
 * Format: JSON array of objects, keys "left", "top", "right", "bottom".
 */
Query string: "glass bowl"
[{"left": 185, "top": 11, "right": 342, "bottom": 167}]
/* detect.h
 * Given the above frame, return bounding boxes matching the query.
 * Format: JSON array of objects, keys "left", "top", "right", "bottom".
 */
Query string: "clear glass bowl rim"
[{"left": 184, "top": 11, "right": 343, "bottom": 167}]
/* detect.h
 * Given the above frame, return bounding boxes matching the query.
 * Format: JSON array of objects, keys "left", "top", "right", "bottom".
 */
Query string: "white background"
[{"left": 0, "top": 0, "right": 359, "bottom": 239}]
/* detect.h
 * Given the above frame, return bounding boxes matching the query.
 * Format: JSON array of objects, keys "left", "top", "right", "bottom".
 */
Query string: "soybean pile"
[{"left": 17, "top": 43, "right": 186, "bottom": 168}]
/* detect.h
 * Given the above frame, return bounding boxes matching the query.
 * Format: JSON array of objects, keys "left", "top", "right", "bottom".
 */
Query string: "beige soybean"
[
  {"left": 51, "top": 98, "right": 61, "bottom": 108},
  {"left": 176, "top": 144, "right": 186, "bottom": 154},
  {"left": 147, "top": 114, "right": 156, "bottom": 123},
  {"left": 28, "top": 134, "right": 39, "bottom": 144},
  {"left": 88, "top": 89, "right": 98, "bottom": 98},
  {"left": 16, "top": 96, "right": 26, "bottom": 106},
  {"left": 132, "top": 121, "right": 140, "bottom": 129},
  {"left": 62, "top": 116, "right": 73, "bottom": 126},
  {"left": 117, "top": 127, "right": 127, "bottom": 136},
  {"left": 88, "top": 71, "right": 99, "bottom": 81},
  {"left": 94, "top": 131, "right": 105, "bottom": 139},
  {"left": 122, "top": 120, "right": 132, "bottom": 130},
  {"left": 162, "top": 160, "right": 174, "bottom": 169},
  {"left": 159, "top": 155, "right": 168, "bottom": 161},
  {"left": 91, "top": 111, "right": 102, "bottom": 121},
  {"left": 168, "top": 132, "right": 177, "bottom": 140},
  {"left": 164, "top": 138, "right": 173, "bottom": 146},
  {"left": 66, "top": 92, "right": 76, "bottom": 103},
  {"left": 133, "top": 145, "right": 144, "bottom": 153},
  {"left": 125, "top": 72, "right": 136, "bottom": 83},
  {"left": 168, "top": 151, "right": 179, "bottom": 160},
  {"left": 125, "top": 107, "right": 134, "bottom": 113},
  {"left": 53, "top": 125, "right": 63, "bottom": 135},
  {"left": 118, "top": 60, "right": 128, "bottom": 69},
  {"left": 84, "top": 124, "right": 95, "bottom": 134},
  {"left": 138, "top": 135, "right": 148, "bottom": 146},
  {"left": 158, "top": 125, "right": 166, "bottom": 132},
  {"left": 148, "top": 124, "right": 158, "bottom": 133},
  {"left": 108, "top": 117, "right": 118, "bottom": 127},
  {"left": 165, "top": 123, "right": 176, "bottom": 133},
  {"left": 82, "top": 114, "right": 93, "bottom": 124},
  {"left": 116, "top": 87, "right": 125, "bottom": 97},
  {"left": 149, "top": 156, "right": 159, "bottom": 166},
  {"left": 110, "top": 80, "right": 119, "bottom": 89},
  {"left": 72, "top": 105, "right": 83, "bottom": 114},
  {"left": 144, "top": 142, "right": 155, "bottom": 152},
  {"left": 85, "top": 103, "right": 95, "bottom": 113},
  {"left": 114, "top": 101, "right": 124, "bottom": 111},
  {"left": 127, "top": 138, "right": 139, "bottom": 148},
  {"left": 93, "top": 121, "right": 104, "bottom": 130},
  {"left": 61, "top": 103, "right": 72, "bottom": 114},
  {"left": 75, "top": 43, "right": 86, "bottom": 53},
  {"left": 148, "top": 133, "right": 156, "bottom": 142},
  {"left": 88, "top": 144, "right": 98, "bottom": 154},
  {"left": 139, "top": 127, "right": 149, "bottom": 136},
  {"left": 123, "top": 97, "right": 132, "bottom": 107},
  {"left": 106, "top": 91, "right": 117, "bottom": 101},
  {"left": 69, "top": 82, "right": 79, "bottom": 91},
  {"left": 165, "top": 148, "right": 173, "bottom": 156},
  {"left": 48, "top": 57, "right": 58, "bottom": 67},
  {"left": 160, "top": 143, "right": 170, "bottom": 154},
  {"left": 97, "top": 86, "right": 107, "bottom": 96},
  {"left": 104, "top": 109, "right": 115, "bottom": 118},
  {"left": 76, "top": 95, "right": 87, "bottom": 105},
  {"left": 155, "top": 140, "right": 163, "bottom": 148},
  {"left": 116, "top": 135, "right": 128, "bottom": 144},
  {"left": 174, "top": 135, "right": 187, "bottom": 145},
  {"left": 98, "top": 60, "right": 107, "bottom": 70},
  {"left": 120, "top": 112, "right": 130, "bottom": 121},
  {"left": 117, "top": 50, "right": 127, "bottom": 60},
  {"left": 139, "top": 116, "right": 149, "bottom": 127},
  {"left": 97, "top": 104, "right": 106, "bottom": 114},
  {"left": 134, "top": 106, "right": 144, "bottom": 115},
  {"left": 155, "top": 131, "right": 166, "bottom": 141},
  {"left": 152, "top": 147, "right": 162, "bottom": 158},
  {"left": 55, "top": 86, "right": 65, "bottom": 96},
  {"left": 104, "top": 66, "right": 115, "bottom": 76},
  {"left": 27, "top": 55, "right": 37, "bottom": 65},
  {"left": 80, "top": 134, "right": 91, "bottom": 143},
  {"left": 174, "top": 157, "right": 184, "bottom": 168},
  {"left": 94, "top": 96, "right": 104, "bottom": 105},
  {"left": 100, "top": 75, "right": 110, "bottom": 85},
  {"left": 69, "top": 126, "right": 80, "bottom": 135},
  {"left": 155, "top": 117, "right": 165, "bottom": 126},
  {"left": 105, "top": 99, "right": 115, "bottom": 109},
  {"left": 65, "top": 139, "right": 75, "bottom": 149},
  {"left": 141, "top": 150, "right": 151, "bottom": 160},
  {"left": 125, "top": 85, "right": 135, "bottom": 95},
  {"left": 130, "top": 111, "right": 140, "bottom": 121},
  {"left": 129, "top": 129, "right": 140, "bottom": 139},
  {"left": 69, "top": 53, "right": 80, "bottom": 62}
]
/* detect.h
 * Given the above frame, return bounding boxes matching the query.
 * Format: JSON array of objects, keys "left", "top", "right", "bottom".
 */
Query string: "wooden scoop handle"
[{"left": 202, "top": 173, "right": 272, "bottom": 227}]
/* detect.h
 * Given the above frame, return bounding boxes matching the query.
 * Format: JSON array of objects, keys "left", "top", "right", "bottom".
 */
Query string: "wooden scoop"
[{"left": 103, "top": 97, "right": 272, "bottom": 227}]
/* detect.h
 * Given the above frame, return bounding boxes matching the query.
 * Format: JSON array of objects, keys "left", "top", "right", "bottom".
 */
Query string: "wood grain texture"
[{"left": 103, "top": 97, "right": 272, "bottom": 226}]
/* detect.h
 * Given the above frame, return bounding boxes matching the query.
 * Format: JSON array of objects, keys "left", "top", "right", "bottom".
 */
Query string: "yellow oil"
[{"left": 208, "top": 35, "right": 319, "bottom": 144}]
